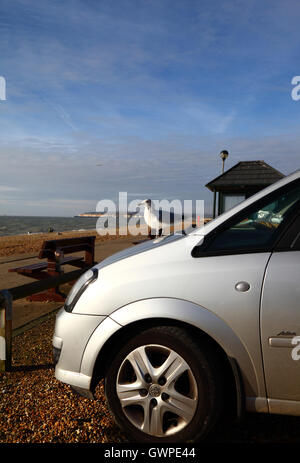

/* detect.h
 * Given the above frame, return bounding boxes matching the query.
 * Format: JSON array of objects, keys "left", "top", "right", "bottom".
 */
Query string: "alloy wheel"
[{"left": 116, "top": 344, "right": 198, "bottom": 437}]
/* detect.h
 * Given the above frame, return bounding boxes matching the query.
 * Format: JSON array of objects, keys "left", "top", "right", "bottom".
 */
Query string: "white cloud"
[
  {"left": 0, "top": 131, "right": 298, "bottom": 215},
  {"left": 0, "top": 185, "right": 21, "bottom": 192}
]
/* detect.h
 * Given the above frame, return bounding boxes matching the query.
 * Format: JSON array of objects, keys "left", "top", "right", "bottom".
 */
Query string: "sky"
[{"left": 0, "top": 0, "right": 300, "bottom": 216}]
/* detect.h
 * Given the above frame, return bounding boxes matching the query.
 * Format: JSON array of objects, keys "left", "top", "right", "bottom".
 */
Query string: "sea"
[
  {"left": 0, "top": 214, "right": 204, "bottom": 237},
  {"left": 0, "top": 215, "right": 101, "bottom": 237}
]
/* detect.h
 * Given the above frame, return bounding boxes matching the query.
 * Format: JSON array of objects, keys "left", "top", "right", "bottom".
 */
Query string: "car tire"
[{"left": 105, "top": 325, "right": 223, "bottom": 443}]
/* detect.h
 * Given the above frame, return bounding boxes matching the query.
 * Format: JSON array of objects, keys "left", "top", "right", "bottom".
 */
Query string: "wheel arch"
[
  {"left": 85, "top": 297, "right": 254, "bottom": 420},
  {"left": 93, "top": 317, "right": 244, "bottom": 420}
]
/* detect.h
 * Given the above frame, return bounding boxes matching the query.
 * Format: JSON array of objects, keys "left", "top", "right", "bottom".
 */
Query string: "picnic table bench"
[{"left": 9, "top": 235, "right": 96, "bottom": 302}]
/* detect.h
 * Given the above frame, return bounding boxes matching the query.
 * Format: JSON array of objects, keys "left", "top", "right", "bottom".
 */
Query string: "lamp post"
[
  {"left": 220, "top": 150, "right": 229, "bottom": 174},
  {"left": 213, "top": 150, "right": 229, "bottom": 219}
]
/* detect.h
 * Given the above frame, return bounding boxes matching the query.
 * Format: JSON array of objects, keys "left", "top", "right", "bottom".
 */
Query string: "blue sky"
[{"left": 0, "top": 0, "right": 300, "bottom": 216}]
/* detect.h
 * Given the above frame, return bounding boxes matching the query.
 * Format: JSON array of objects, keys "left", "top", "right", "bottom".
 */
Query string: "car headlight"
[{"left": 64, "top": 268, "right": 98, "bottom": 313}]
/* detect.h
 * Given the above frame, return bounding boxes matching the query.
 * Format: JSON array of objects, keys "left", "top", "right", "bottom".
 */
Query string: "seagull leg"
[{"left": 148, "top": 227, "right": 156, "bottom": 239}]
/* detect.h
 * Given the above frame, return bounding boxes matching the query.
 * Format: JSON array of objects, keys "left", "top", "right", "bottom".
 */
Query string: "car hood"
[{"left": 95, "top": 233, "right": 186, "bottom": 271}]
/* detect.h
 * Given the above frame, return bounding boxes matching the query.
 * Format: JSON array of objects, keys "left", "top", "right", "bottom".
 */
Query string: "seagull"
[{"left": 138, "top": 199, "right": 186, "bottom": 239}]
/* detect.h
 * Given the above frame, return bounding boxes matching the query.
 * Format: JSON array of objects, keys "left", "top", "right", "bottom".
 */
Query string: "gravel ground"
[
  {"left": 1, "top": 316, "right": 300, "bottom": 444},
  {"left": 0, "top": 317, "right": 125, "bottom": 444}
]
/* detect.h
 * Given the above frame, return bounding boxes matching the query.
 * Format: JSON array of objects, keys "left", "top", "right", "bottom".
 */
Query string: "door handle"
[
  {"left": 268, "top": 337, "right": 295, "bottom": 348},
  {"left": 235, "top": 281, "right": 250, "bottom": 292}
]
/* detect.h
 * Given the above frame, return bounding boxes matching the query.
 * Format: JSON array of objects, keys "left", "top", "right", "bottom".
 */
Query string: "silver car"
[{"left": 53, "top": 169, "right": 300, "bottom": 443}]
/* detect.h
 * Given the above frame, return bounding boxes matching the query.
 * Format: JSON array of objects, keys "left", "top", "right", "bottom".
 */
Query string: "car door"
[
  {"left": 260, "top": 211, "right": 300, "bottom": 411},
  {"left": 190, "top": 179, "right": 300, "bottom": 407}
]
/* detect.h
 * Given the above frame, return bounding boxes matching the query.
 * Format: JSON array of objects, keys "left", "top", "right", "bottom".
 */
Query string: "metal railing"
[{"left": 0, "top": 268, "right": 86, "bottom": 372}]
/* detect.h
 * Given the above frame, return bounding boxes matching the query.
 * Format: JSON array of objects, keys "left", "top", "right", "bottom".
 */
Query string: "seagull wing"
[{"left": 158, "top": 210, "right": 184, "bottom": 226}]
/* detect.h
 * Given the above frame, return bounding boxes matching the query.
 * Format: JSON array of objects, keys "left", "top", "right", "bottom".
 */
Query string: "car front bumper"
[{"left": 52, "top": 307, "right": 107, "bottom": 394}]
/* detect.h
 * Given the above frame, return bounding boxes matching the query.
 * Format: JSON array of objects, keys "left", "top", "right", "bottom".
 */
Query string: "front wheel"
[{"left": 105, "top": 326, "right": 223, "bottom": 443}]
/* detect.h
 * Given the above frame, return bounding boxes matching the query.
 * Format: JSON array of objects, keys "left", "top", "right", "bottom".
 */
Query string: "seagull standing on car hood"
[
  {"left": 138, "top": 199, "right": 185, "bottom": 239},
  {"left": 138, "top": 199, "right": 161, "bottom": 238}
]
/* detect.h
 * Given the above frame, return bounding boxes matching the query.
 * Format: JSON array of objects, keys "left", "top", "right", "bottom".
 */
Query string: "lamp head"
[{"left": 220, "top": 150, "right": 229, "bottom": 161}]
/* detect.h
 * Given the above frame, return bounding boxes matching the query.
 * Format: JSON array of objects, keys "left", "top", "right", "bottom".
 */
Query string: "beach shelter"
[{"left": 206, "top": 160, "right": 285, "bottom": 218}]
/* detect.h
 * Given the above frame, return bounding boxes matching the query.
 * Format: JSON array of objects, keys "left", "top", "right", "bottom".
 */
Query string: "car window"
[{"left": 206, "top": 184, "right": 300, "bottom": 252}]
